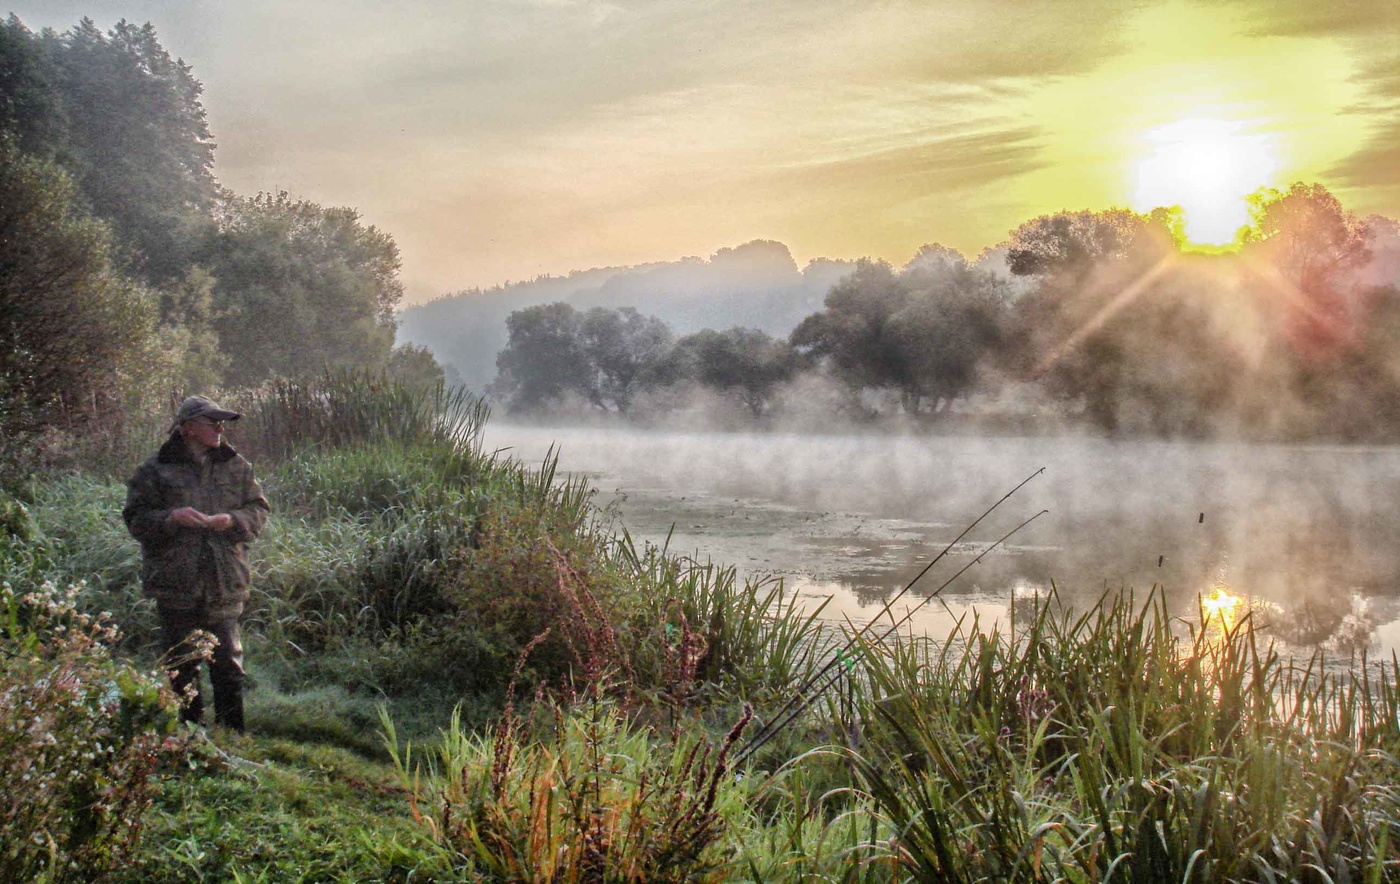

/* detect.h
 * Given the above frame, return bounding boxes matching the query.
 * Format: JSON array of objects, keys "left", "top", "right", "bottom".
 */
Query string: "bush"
[
  {"left": 0, "top": 580, "right": 186, "bottom": 883},
  {"left": 385, "top": 693, "right": 753, "bottom": 882},
  {"left": 397, "top": 499, "right": 630, "bottom": 695}
]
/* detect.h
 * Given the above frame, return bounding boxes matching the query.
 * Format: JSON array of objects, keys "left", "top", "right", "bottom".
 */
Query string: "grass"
[
  {"left": 384, "top": 693, "right": 754, "bottom": 882},
  {"left": 6, "top": 372, "right": 1400, "bottom": 881},
  {"left": 842, "top": 590, "right": 1400, "bottom": 881},
  {"left": 115, "top": 734, "right": 443, "bottom": 883}
]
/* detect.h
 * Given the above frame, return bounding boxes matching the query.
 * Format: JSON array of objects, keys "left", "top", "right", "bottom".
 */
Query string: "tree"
[
  {"left": 0, "top": 16, "right": 65, "bottom": 158},
  {"left": 1000, "top": 209, "right": 1178, "bottom": 432},
  {"left": 1005, "top": 208, "right": 1158, "bottom": 279},
  {"left": 791, "top": 252, "right": 1009, "bottom": 415},
  {"left": 790, "top": 259, "right": 909, "bottom": 393},
  {"left": 579, "top": 307, "right": 673, "bottom": 413},
  {"left": 492, "top": 303, "right": 589, "bottom": 411},
  {"left": 205, "top": 191, "right": 403, "bottom": 386},
  {"left": 1245, "top": 183, "right": 1370, "bottom": 295},
  {"left": 0, "top": 144, "right": 152, "bottom": 445},
  {"left": 493, "top": 304, "right": 675, "bottom": 414},
  {"left": 666, "top": 327, "right": 797, "bottom": 417},
  {"left": 0, "top": 18, "right": 219, "bottom": 284},
  {"left": 387, "top": 343, "right": 446, "bottom": 391},
  {"left": 1242, "top": 183, "right": 1372, "bottom": 359},
  {"left": 889, "top": 253, "right": 1011, "bottom": 413},
  {"left": 154, "top": 265, "right": 227, "bottom": 392}
]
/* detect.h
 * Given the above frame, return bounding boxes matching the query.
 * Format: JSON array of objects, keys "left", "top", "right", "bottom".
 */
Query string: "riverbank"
[{"left": 3, "top": 376, "right": 1399, "bottom": 880}]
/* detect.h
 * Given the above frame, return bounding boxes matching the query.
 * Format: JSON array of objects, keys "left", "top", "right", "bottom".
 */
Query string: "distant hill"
[{"left": 396, "top": 240, "right": 855, "bottom": 391}]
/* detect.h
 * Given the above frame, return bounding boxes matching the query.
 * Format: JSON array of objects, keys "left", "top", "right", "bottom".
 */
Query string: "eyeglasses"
[{"left": 194, "top": 418, "right": 225, "bottom": 430}]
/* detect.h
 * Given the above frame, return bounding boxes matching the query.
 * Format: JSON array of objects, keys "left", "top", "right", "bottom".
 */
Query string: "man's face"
[{"left": 181, "top": 416, "right": 225, "bottom": 450}]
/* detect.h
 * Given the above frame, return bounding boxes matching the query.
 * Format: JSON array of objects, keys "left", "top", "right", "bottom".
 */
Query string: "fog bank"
[{"left": 484, "top": 422, "right": 1400, "bottom": 653}]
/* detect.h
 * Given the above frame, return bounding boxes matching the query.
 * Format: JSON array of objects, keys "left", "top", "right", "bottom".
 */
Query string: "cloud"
[
  {"left": 1228, "top": 0, "right": 1400, "bottom": 38},
  {"left": 773, "top": 124, "right": 1046, "bottom": 196},
  {"left": 19, "top": 0, "right": 1396, "bottom": 301},
  {"left": 872, "top": 0, "right": 1137, "bottom": 82},
  {"left": 1327, "top": 54, "right": 1400, "bottom": 197},
  {"left": 1328, "top": 123, "right": 1400, "bottom": 192}
]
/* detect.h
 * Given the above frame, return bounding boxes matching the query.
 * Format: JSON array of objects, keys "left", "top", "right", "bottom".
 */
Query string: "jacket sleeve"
[
  {"left": 226, "top": 465, "right": 270, "bottom": 543},
  {"left": 123, "top": 464, "right": 175, "bottom": 544}
]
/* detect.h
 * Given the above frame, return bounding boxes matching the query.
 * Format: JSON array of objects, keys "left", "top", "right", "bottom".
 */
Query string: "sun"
[{"left": 1130, "top": 117, "right": 1281, "bottom": 248}]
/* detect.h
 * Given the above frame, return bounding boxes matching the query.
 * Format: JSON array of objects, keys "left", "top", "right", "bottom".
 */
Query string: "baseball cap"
[{"left": 175, "top": 395, "right": 243, "bottom": 425}]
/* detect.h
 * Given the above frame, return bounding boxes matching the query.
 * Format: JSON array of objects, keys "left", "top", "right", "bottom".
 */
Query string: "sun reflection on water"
[{"left": 1200, "top": 585, "right": 1244, "bottom": 632}]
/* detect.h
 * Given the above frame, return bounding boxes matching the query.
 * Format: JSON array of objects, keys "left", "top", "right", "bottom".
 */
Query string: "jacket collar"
[{"left": 156, "top": 429, "right": 239, "bottom": 465}]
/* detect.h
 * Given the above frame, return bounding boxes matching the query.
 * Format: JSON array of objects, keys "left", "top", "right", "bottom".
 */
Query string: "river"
[{"left": 481, "top": 423, "right": 1400, "bottom": 657}]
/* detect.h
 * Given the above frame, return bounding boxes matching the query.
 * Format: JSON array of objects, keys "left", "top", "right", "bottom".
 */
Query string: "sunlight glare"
[
  {"left": 1131, "top": 118, "right": 1280, "bottom": 248},
  {"left": 1201, "top": 585, "right": 1244, "bottom": 631}
]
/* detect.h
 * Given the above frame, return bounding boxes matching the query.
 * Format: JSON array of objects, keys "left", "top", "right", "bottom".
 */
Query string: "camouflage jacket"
[{"left": 123, "top": 431, "right": 271, "bottom": 620}]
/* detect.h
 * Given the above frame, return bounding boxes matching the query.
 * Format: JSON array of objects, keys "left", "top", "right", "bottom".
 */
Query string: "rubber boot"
[
  {"left": 213, "top": 682, "right": 245, "bottom": 733},
  {"left": 209, "top": 618, "right": 246, "bottom": 733}
]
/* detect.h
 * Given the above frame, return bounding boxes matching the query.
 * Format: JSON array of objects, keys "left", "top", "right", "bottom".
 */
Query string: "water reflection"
[
  {"left": 483, "top": 424, "right": 1400, "bottom": 658},
  {"left": 1199, "top": 586, "right": 1243, "bottom": 632}
]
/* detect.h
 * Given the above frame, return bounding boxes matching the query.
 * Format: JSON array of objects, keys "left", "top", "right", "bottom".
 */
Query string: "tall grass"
[
  {"left": 235, "top": 370, "right": 489, "bottom": 463},
  {"left": 384, "top": 692, "right": 754, "bottom": 882},
  {"left": 6, "top": 379, "right": 819, "bottom": 721},
  {"left": 841, "top": 590, "right": 1400, "bottom": 881},
  {"left": 617, "top": 533, "right": 835, "bottom": 702}
]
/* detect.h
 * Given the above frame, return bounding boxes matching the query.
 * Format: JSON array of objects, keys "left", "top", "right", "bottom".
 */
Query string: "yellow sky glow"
[
  {"left": 7, "top": 0, "right": 1397, "bottom": 299},
  {"left": 1014, "top": 2, "right": 1371, "bottom": 256}
]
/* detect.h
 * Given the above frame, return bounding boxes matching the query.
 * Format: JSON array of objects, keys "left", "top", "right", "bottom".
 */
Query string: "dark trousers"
[{"left": 159, "top": 608, "right": 245, "bottom": 732}]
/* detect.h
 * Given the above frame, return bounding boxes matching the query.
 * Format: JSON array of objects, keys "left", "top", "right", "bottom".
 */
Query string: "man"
[{"left": 123, "top": 396, "right": 270, "bottom": 732}]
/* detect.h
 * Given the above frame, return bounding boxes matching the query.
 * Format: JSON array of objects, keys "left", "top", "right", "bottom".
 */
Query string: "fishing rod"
[
  {"left": 733, "top": 506, "right": 1049, "bottom": 767},
  {"left": 734, "top": 467, "right": 1045, "bottom": 762},
  {"left": 735, "top": 468, "right": 1045, "bottom": 760}
]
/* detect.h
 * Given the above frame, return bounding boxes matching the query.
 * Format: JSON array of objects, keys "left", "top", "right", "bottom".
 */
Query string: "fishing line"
[
  {"left": 734, "top": 467, "right": 1046, "bottom": 764},
  {"left": 734, "top": 507, "right": 1048, "bottom": 766}
]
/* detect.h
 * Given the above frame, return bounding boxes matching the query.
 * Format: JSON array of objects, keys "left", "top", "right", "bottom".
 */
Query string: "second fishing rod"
[
  {"left": 735, "top": 467, "right": 1046, "bottom": 763},
  {"left": 733, "top": 506, "right": 1048, "bottom": 766}
]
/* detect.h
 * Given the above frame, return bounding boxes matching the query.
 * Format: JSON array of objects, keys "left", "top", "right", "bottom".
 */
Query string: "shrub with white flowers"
[{"left": 0, "top": 579, "right": 186, "bottom": 883}]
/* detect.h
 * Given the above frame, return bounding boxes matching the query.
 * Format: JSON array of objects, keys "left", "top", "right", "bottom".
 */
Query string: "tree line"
[
  {"left": 0, "top": 16, "right": 439, "bottom": 466},
  {"left": 492, "top": 191, "right": 1400, "bottom": 441},
  {"left": 6, "top": 16, "right": 1399, "bottom": 453}
]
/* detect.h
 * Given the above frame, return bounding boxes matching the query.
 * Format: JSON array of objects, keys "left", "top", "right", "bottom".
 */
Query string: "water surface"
[{"left": 483, "top": 423, "right": 1400, "bottom": 655}]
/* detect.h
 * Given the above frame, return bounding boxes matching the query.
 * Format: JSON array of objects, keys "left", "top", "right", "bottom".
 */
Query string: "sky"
[{"left": 9, "top": 0, "right": 1400, "bottom": 304}]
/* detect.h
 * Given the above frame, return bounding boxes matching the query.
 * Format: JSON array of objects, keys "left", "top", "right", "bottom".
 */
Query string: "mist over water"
[{"left": 483, "top": 422, "right": 1400, "bottom": 655}]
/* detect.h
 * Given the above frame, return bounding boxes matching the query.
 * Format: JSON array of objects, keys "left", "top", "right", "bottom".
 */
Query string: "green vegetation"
[
  {"left": 0, "top": 15, "right": 440, "bottom": 483},
  {"left": 848, "top": 593, "right": 1400, "bottom": 881},
  {"left": 3, "top": 374, "right": 1399, "bottom": 881},
  {"left": 3, "top": 13, "right": 1399, "bottom": 882},
  {"left": 0, "top": 580, "right": 184, "bottom": 883}
]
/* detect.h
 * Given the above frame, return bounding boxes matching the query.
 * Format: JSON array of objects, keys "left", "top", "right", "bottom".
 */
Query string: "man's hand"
[
  {"left": 169, "top": 507, "right": 210, "bottom": 529},
  {"left": 205, "top": 513, "right": 234, "bottom": 532}
]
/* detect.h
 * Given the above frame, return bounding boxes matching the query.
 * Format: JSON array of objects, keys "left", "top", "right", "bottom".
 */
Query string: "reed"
[
  {"left": 839, "top": 589, "right": 1400, "bottom": 881},
  {"left": 235, "top": 369, "right": 489, "bottom": 463},
  {"left": 617, "top": 531, "right": 835, "bottom": 700}
]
